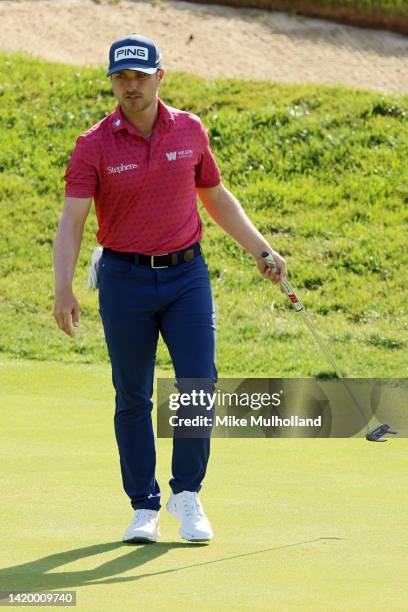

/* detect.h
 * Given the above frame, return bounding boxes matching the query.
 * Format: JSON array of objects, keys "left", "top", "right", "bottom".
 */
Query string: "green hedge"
[{"left": 182, "top": 0, "right": 408, "bottom": 34}]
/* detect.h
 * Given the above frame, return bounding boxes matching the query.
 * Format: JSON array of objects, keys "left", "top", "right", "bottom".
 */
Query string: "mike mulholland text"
[{"left": 169, "top": 415, "right": 322, "bottom": 428}]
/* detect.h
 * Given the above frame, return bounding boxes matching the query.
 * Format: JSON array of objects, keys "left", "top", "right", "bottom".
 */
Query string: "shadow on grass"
[{"left": 0, "top": 537, "right": 344, "bottom": 591}]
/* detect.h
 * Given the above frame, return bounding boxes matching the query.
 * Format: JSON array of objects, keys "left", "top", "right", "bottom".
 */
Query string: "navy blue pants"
[{"left": 98, "top": 249, "right": 217, "bottom": 511}]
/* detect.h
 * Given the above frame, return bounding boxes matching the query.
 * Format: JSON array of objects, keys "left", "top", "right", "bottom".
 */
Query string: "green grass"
[
  {"left": 0, "top": 53, "right": 407, "bottom": 376},
  {"left": 249, "top": 0, "right": 408, "bottom": 19},
  {"left": 109, "top": 0, "right": 408, "bottom": 19},
  {"left": 1, "top": 360, "right": 407, "bottom": 611},
  {"left": 305, "top": 0, "right": 408, "bottom": 17}
]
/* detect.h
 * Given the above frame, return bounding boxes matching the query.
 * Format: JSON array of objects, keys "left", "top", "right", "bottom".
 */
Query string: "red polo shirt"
[{"left": 64, "top": 99, "right": 221, "bottom": 254}]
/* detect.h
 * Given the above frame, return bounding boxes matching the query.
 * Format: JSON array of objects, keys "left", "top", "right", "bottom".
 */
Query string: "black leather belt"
[{"left": 103, "top": 243, "right": 201, "bottom": 268}]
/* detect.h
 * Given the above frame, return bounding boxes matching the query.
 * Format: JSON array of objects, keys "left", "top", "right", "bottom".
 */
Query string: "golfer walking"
[{"left": 53, "top": 34, "right": 285, "bottom": 543}]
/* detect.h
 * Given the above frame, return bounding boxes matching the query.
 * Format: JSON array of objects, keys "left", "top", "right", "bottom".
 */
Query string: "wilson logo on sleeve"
[{"left": 166, "top": 150, "right": 193, "bottom": 161}]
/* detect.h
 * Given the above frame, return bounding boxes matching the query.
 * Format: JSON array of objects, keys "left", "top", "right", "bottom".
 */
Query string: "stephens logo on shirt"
[
  {"left": 107, "top": 163, "right": 138, "bottom": 174},
  {"left": 166, "top": 150, "right": 193, "bottom": 161}
]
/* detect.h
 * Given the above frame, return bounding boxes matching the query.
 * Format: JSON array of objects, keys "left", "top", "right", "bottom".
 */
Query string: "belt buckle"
[{"left": 151, "top": 254, "right": 169, "bottom": 269}]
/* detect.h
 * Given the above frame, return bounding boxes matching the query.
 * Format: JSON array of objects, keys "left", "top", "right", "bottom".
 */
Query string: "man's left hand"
[{"left": 256, "top": 250, "right": 286, "bottom": 285}]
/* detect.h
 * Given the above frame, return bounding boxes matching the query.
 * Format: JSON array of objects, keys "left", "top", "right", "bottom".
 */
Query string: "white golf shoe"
[
  {"left": 123, "top": 509, "right": 160, "bottom": 543},
  {"left": 166, "top": 491, "right": 213, "bottom": 542}
]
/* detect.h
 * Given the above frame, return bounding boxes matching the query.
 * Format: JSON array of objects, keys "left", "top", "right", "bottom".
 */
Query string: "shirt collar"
[{"left": 112, "top": 98, "right": 175, "bottom": 137}]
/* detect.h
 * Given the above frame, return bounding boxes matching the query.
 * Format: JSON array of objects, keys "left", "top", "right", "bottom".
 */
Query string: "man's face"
[{"left": 110, "top": 69, "right": 164, "bottom": 113}]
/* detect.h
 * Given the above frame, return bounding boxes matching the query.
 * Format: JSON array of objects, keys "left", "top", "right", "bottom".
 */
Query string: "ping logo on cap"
[{"left": 114, "top": 46, "right": 148, "bottom": 62}]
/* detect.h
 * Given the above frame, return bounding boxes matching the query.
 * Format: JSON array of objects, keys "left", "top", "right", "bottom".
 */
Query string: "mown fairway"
[{"left": 0, "top": 360, "right": 407, "bottom": 611}]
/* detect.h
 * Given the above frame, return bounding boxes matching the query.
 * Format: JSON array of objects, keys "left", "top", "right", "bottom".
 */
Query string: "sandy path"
[{"left": 0, "top": 0, "right": 407, "bottom": 94}]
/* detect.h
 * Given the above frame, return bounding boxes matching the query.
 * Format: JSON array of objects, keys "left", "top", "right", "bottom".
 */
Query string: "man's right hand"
[
  {"left": 52, "top": 197, "right": 91, "bottom": 338},
  {"left": 53, "top": 288, "right": 80, "bottom": 338}
]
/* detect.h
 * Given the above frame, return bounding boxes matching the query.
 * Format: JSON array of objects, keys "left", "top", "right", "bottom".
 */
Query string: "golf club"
[{"left": 261, "top": 252, "right": 397, "bottom": 442}]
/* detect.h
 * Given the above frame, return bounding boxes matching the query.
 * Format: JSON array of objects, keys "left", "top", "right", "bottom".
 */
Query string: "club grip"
[
  {"left": 261, "top": 251, "right": 304, "bottom": 312},
  {"left": 261, "top": 251, "right": 280, "bottom": 273}
]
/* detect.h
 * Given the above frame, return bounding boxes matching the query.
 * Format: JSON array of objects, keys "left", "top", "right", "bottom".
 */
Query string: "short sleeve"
[
  {"left": 195, "top": 122, "right": 221, "bottom": 188},
  {"left": 64, "top": 135, "right": 99, "bottom": 198}
]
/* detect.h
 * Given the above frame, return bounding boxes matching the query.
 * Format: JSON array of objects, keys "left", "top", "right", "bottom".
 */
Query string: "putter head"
[{"left": 366, "top": 423, "right": 398, "bottom": 442}]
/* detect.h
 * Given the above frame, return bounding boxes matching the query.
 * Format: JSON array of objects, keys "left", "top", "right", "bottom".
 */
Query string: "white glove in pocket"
[{"left": 87, "top": 246, "right": 103, "bottom": 290}]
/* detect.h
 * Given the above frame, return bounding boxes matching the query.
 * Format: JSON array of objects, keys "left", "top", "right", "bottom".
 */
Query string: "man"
[{"left": 53, "top": 34, "right": 286, "bottom": 544}]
